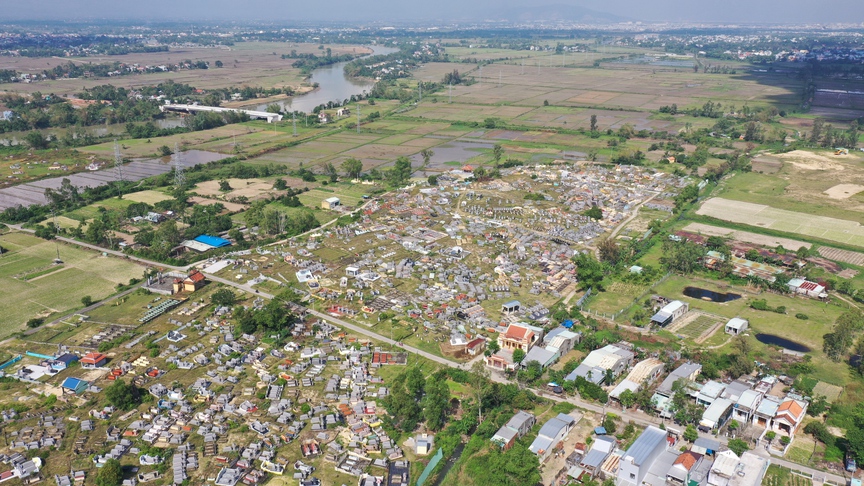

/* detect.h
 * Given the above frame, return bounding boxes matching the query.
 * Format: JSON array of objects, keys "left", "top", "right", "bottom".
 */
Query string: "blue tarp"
[
  {"left": 193, "top": 235, "right": 231, "bottom": 248},
  {"left": 562, "top": 320, "right": 574, "bottom": 328}
]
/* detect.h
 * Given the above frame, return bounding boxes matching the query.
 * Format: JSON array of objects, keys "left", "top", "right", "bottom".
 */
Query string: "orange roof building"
[
  {"left": 498, "top": 324, "right": 536, "bottom": 352},
  {"left": 81, "top": 352, "right": 107, "bottom": 368}
]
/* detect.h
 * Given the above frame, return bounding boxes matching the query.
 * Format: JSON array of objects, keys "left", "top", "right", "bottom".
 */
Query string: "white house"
[
  {"left": 529, "top": 413, "right": 576, "bottom": 462},
  {"left": 725, "top": 318, "right": 749, "bottom": 335},
  {"left": 650, "top": 300, "right": 689, "bottom": 326},
  {"left": 617, "top": 426, "right": 669, "bottom": 486},
  {"left": 322, "top": 197, "right": 341, "bottom": 210}
]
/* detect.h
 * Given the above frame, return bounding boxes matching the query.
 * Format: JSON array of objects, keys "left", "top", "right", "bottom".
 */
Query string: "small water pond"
[
  {"left": 755, "top": 333, "right": 812, "bottom": 353},
  {"left": 683, "top": 287, "right": 741, "bottom": 303}
]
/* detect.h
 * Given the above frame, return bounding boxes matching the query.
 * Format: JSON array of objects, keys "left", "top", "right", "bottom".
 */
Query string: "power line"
[
  {"left": 113, "top": 140, "right": 124, "bottom": 183},
  {"left": 173, "top": 143, "right": 185, "bottom": 188}
]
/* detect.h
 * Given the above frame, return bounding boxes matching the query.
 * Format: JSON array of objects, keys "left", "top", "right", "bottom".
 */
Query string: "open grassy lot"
[{"left": 0, "top": 232, "right": 145, "bottom": 336}]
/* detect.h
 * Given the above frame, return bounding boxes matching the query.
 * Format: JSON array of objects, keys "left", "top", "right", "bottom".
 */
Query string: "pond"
[
  {"left": 683, "top": 287, "right": 742, "bottom": 303},
  {"left": 755, "top": 333, "right": 812, "bottom": 353}
]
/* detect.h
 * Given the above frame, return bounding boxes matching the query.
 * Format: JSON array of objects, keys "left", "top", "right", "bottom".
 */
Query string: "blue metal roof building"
[
  {"left": 193, "top": 235, "right": 231, "bottom": 248},
  {"left": 61, "top": 377, "right": 89, "bottom": 394}
]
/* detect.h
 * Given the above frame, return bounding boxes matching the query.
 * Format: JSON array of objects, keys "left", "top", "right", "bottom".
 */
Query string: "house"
[
  {"left": 696, "top": 381, "right": 727, "bottom": 407},
  {"left": 522, "top": 346, "right": 557, "bottom": 369},
  {"left": 564, "top": 344, "right": 635, "bottom": 384},
  {"left": 52, "top": 353, "right": 80, "bottom": 371},
  {"left": 787, "top": 278, "right": 828, "bottom": 299},
  {"left": 415, "top": 434, "right": 434, "bottom": 455},
  {"left": 497, "top": 324, "right": 537, "bottom": 353},
  {"left": 725, "top": 318, "right": 749, "bottom": 335},
  {"left": 752, "top": 395, "right": 781, "bottom": 429},
  {"left": 654, "top": 362, "right": 702, "bottom": 416},
  {"left": 650, "top": 300, "right": 689, "bottom": 326},
  {"left": 174, "top": 270, "right": 206, "bottom": 293},
  {"left": 707, "top": 451, "right": 769, "bottom": 486},
  {"left": 666, "top": 451, "right": 703, "bottom": 486},
  {"left": 610, "top": 358, "right": 664, "bottom": 402},
  {"left": 465, "top": 338, "right": 486, "bottom": 356},
  {"left": 772, "top": 399, "right": 808, "bottom": 437},
  {"left": 336, "top": 108, "right": 351, "bottom": 117},
  {"left": 691, "top": 437, "right": 720, "bottom": 457},
  {"left": 491, "top": 411, "right": 536, "bottom": 450},
  {"left": 700, "top": 398, "right": 734, "bottom": 431},
  {"left": 61, "top": 377, "right": 89, "bottom": 395},
  {"left": 318, "top": 113, "right": 332, "bottom": 124},
  {"left": 322, "top": 197, "right": 340, "bottom": 210},
  {"left": 617, "top": 426, "right": 668, "bottom": 486},
  {"left": 529, "top": 413, "right": 576, "bottom": 462},
  {"left": 543, "top": 328, "right": 581, "bottom": 356},
  {"left": 501, "top": 300, "right": 521, "bottom": 314},
  {"left": 579, "top": 436, "right": 616, "bottom": 479},
  {"left": 80, "top": 353, "right": 108, "bottom": 368},
  {"left": 345, "top": 266, "right": 361, "bottom": 277},
  {"left": 485, "top": 350, "right": 515, "bottom": 371},
  {"left": 732, "top": 389, "right": 763, "bottom": 423}
]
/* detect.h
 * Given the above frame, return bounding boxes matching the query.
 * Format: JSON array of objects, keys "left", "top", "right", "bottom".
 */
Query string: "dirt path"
[{"left": 594, "top": 192, "right": 659, "bottom": 260}]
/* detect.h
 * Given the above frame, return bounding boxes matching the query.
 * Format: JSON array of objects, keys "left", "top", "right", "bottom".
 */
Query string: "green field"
[{"left": 0, "top": 232, "right": 145, "bottom": 336}]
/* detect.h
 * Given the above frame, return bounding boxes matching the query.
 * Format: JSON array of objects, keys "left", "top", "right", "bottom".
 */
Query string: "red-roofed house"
[
  {"left": 498, "top": 325, "right": 536, "bottom": 353},
  {"left": 773, "top": 399, "right": 808, "bottom": 437},
  {"left": 466, "top": 338, "right": 486, "bottom": 356},
  {"left": 81, "top": 353, "right": 108, "bottom": 368},
  {"left": 174, "top": 270, "right": 207, "bottom": 293},
  {"left": 666, "top": 451, "right": 703, "bottom": 486}
]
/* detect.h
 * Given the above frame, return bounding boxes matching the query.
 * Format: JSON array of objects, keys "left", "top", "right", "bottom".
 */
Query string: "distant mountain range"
[{"left": 490, "top": 4, "right": 627, "bottom": 23}]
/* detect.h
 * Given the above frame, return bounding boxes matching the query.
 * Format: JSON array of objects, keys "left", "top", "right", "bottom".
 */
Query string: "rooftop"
[{"left": 623, "top": 425, "right": 666, "bottom": 466}]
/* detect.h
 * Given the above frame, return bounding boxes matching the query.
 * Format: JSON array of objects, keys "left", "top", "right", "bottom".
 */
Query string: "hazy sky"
[{"left": 6, "top": 0, "right": 864, "bottom": 24}]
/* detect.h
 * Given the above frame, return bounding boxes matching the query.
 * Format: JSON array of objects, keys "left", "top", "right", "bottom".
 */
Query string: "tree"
[
  {"left": 423, "top": 375, "right": 450, "bottom": 431},
  {"left": 24, "top": 131, "right": 49, "bottom": 150},
  {"left": 598, "top": 238, "right": 622, "bottom": 264},
  {"left": 427, "top": 175, "right": 438, "bottom": 186},
  {"left": 219, "top": 180, "right": 232, "bottom": 191},
  {"left": 211, "top": 289, "right": 236, "bottom": 307},
  {"left": 512, "top": 348, "right": 526, "bottom": 364},
  {"left": 26, "top": 318, "right": 44, "bottom": 328},
  {"left": 727, "top": 438, "right": 749, "bottom": 456},
  {"left": 492, "top": 144, "right": 504, "bottom": 167},
  {"left": 420, "top": 149, "right": 434, "bottom": 167},
  {"left": 341, "top": 157, "right": 363, "bottom": 179},
  {"left": 574, "top": 252, "right": 605, "bottom": 291},
  {"left": 325, "top": 162, "right": 338, "bottom": 183},
  {"left": 661, "top": 239, "right": 705, "bottom": 274},
  {"left": 590, "top": 114, "right": 598, "bottom": 132},
  {"left": 81, "top": 296, "right": 93, "bottom": 307},
  {"left": 584, "top": 205, "right": 603, "bottom": 220},
  {"left": 683, "top": 424, "right": 699, "bottom": 442},
  {"left": 386, "top": 156, "right": 413, "bottom": 186},
  {"left": 470, "top": 361, "right": 491, "bottom": 422},
  {"left": 96, "top": 459, "right": 123, "bottom": 486},
  {"left": 618, "top": 389, "right": 636, "bottom": 409},
  {"left": 158, "top": 145, "right": 173, "bottom": 156},
  {"left": 215, "top": 60, "right": 223, "bottom": 68},
  {"left": 105, "top": 380, "right": 142, "bottom": 411}
]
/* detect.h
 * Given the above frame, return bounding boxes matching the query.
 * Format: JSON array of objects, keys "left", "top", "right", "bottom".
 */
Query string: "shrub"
[
  {"left": 795, "top": 313, "right": 809, "bottom": 320},
  {"left": 26, "top": 318, "right": 44, "bottom": 328}
]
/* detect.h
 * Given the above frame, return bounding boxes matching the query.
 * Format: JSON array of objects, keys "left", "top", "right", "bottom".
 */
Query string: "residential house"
[
  {"left": 617, "top": 426, "right": 668, "bottom": 486},
  {"left": 725, "top": 318, "right": 749, "bottom": 335},
  {"left": 707, "top": 451, "right": 769, "bottom": 486},
  {"left": 61, "top": 377, "right": 89, "bottom": 395},
  {"left": 465, "top": 338, "right": 486, "bottom": 356},
  {"left": 787, "top": 278, "right": 828, "bottom": 299},
  {"left": 336, "top": 108, "right": 351, "bottom": 117},
  {"left": 752, "top": 395, "right": 781, "bottom": 429},
  {"left": 732, "top": 390, "right": 763, "bottom": 423},
  {"left": 772, "top": 399, "right": 808, "bottom": 437},
  {"left": 696, "top": 381, "right": 727, "bottom": 407},
  {"left": 543, "top": 328, "right": 581, "bottom": 356},
  {"left": 490, "top": 411, "right": 536, "bottom": 450},
  {"left": 501, "top": 300, "right": 521, "bottom": 314},
  {"left": 578, "top": 436, "right": 616, "bottom": 479},
  {"left": 564, "top": 344, "right": 634, "bottom": 384},
  {"left": 529, "top": 413, "right": 576, "bottom": 462},
  {"left": 173, "top": 270, "right": 206, "bottom": 294},
  {"left": 318, "top": 113, "right": 332, "bottom": 124},
  {"left": 650, "top": 300, "right": 689, "bottom": 326},
  {"left": 522, "top": 346, "right": 557, "bottom": 369},
  {"left": 497, "top": 324, "right": 537, "bottom": 353},
  {"left": 610, "top": 358, "right": 664, "bottom": 402},
  {"left": 700, "top": 398, "right": 734, "bottom": 431},
  {"left": 666, "top": 451, "right": 703, "bottom": 486},
  {"left": 653, "top": 362, "right": 702, "bottom": 417},
  {"left": 485, "top": 350, "right": 515, "bottom": 371}
]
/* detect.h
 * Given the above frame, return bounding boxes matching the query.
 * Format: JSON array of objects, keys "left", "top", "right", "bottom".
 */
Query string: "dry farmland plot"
[
  {"left": 122, "top": 189, "right": 173, "bottom": 205},
  {"left": 0, "top": 232, "right": 143, "bottom": 337},
  {"left": 697, "top": 197, "right": 864, "bottom": 248},
  {"left": 817, "top": 246, "right": 864, "bottom": 266},
  {"left": 0, "top": 42, "right": 369, "bottom": 96},
  {"left": 682, "top": 223, "right": 811, "bottom": 250}
]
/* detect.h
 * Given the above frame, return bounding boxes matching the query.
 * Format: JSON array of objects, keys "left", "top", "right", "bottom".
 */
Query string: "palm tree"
[{"left": 420, "top": 149, "right": 434, "bottom": 168}]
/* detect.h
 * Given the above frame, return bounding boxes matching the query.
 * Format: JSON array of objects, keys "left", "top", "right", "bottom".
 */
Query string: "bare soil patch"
[
  {"left": 818, "top": 246, "right": 864, "bottom": 266},
  {"left": 194, "top": 178, "right": 282, "bottom": 202},
  {"left": 775, "top": 150, "right": 845, "bottom": 171},
  {"left": 683, "top": 222, "right": 810, "bottom": 249},
  {"left": 823, "top": 183, "right": 864, "bottom": 199}
]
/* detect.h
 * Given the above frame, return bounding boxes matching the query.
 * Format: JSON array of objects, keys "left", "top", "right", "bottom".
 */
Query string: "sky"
[{"left": 5, "top": 0, "right": 864, "bottom": 24}]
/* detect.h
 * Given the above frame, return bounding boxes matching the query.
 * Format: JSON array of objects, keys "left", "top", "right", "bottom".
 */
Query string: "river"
[{"left": 248, "top": 45, "right": 398, "bottom": 114}]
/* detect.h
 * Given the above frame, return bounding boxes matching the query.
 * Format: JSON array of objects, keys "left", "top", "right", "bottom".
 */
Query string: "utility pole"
[
  {"left": 173, "top": 142, "right": 185, "bottom": 188},
  {"left": 113, "top": 140, "right": 124, "bottom": 198},
  {"left": 292, "top": 112, "right": 297, "bottom": 136},
  {"left": 51, "top": 209, "right": 60, "bottom": 262}
]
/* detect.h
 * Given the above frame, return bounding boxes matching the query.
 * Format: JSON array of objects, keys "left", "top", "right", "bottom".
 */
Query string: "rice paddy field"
[{"left": 0, "top": 232, "right": 145, "bottom": 336}]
